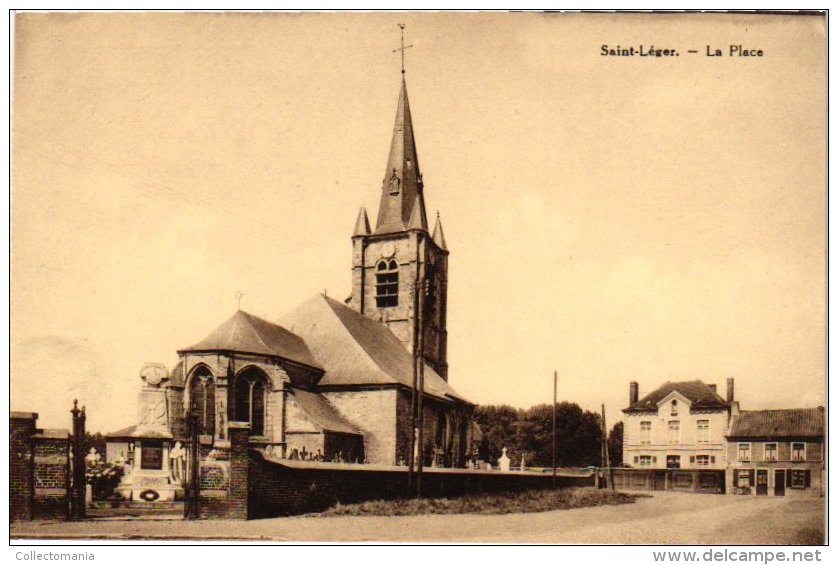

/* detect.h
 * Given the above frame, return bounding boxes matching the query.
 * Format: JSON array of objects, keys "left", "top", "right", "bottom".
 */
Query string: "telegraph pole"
[
  {"left": 602, "top": 403, "right": 613, "bottom": 490},
  {"left": 416, "top": 278, "right": 426, "bottom": 498},
  {"left": 407, "top": 279, "right": 418, "bottom": 498},
  {"left": 552, "top": 370, "right": 557, "bottom": 489}
]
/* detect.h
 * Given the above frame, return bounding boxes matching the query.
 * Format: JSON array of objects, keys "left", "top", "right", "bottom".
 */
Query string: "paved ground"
[{"left": 11, "top": 491, "right": 825, "bottom": 544}]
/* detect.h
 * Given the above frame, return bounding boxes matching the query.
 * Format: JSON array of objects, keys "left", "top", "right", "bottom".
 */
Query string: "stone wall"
[
  {"left": 323, "top": 389, "right": 397, "bottom": 465},
  {"left": 248, "top": 453, "right": 595, "bottom": 518}
]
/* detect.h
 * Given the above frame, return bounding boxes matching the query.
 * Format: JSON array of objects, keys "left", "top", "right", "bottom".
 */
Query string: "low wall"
[{"left": 248, "top": 452, "right": 595, "bottom": 518}]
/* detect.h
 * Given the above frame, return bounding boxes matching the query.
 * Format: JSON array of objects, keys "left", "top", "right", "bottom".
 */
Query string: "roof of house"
[
  {"left": 179, "top": 310, "right": 321, "bottom": 370},
  {"left": 288, "top": 387, "right": 361, "bottom": 435},
  {"left": 280, "top": 294, "right": 471, "bottom": 404},
  {"left": 728, "top": 408, "right": 824, "bottom": 439},
  {"left": 623, "top": 380, "right": 728, "bottom": 413}
]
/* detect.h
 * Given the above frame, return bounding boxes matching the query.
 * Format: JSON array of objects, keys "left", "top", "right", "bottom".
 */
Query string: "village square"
[{"left": 9, "top": 13, "right": 826, "bottom": 545}]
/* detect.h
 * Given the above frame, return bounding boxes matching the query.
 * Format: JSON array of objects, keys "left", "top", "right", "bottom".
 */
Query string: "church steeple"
[
  {"left": 352, "top": 207, "right": 371, "bottom": 236},
  {"left": 432, "top": 212, "right": 447, "bottom": 251},
  {"left": 375, "top": 78, "right": 425, "bottom": 235},
  {"left": 349, "top": 48, "right": 449, "bottom": 380}
]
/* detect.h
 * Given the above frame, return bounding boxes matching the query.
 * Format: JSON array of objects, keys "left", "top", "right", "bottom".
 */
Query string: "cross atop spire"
[{"left": 393, "top": 23, "right": 413, "bottom": 75}]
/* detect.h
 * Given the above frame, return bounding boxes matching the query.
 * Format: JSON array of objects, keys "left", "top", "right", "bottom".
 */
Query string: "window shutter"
[
  {"left": 634, "top": 456, "right": 638, "bottom": 464},
  {"left": 710, "top": 456, "right": 716, "bottom": 464},
  {"left": 786, "top": 470, "right": 792, "bottom": 487},
  {"left": 652, "top": 456, "right": 657, "bottom": 463},
  {"left": 805, "top": 470, "right": 811, "bottom": 488},
  {"left": 690, "top": 456, "right": 695, "bottom": 463},
  {"left": 749, "top": 472, "right": 755, "bottom": 487},
  {"left": 733, "top": 469, "right": 739, "bottom": 484}
]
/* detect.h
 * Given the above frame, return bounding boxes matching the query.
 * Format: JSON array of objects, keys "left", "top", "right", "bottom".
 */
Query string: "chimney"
[
  {"left": 629, "top": 381, "right": 639, "bottom": 405},
  {"left": 726, "top": 378, "right": 735, "bottom": 403},
  {"left": 708, "top": 383, "right": 717, "bottom": 394}
]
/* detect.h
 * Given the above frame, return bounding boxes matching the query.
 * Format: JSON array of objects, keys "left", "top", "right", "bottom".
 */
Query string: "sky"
[{"left": 10, "top": 12, "right": 826, "bottom": 434}]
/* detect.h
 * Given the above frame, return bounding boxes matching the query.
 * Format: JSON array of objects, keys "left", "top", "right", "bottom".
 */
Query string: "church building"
[{"left": 107, "top": 74, "right": 476, "bottom": 478}]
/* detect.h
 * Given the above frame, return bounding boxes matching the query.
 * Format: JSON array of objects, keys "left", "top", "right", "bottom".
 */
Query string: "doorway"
[
  {"left": 774, "top": 470, "right": 785, "bottom": 496},
  {"left": 756, "top": 469, "right": 768, "bottom": 495}
]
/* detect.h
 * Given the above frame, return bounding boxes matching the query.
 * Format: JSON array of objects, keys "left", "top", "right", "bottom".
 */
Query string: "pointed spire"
[
  {"left": 352, "top": 207, "right": 371, "bottom": 236},
  {"left": 407, "top": 194, "right": 428, "bottom": 231},
  {"left": 375, "top": 78, "right": 425, "bottom": 234},
  {"left": 432, "top": 211, "right": 447, "bottom": 250}
]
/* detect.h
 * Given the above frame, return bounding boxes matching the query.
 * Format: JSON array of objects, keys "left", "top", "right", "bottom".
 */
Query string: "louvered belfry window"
[{"left": 376, "top": 259, "right": 399, "bottom": 308}]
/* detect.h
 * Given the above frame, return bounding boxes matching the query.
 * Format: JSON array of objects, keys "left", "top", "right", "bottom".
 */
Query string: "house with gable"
[{"left": 622, "top": 379, "right": 735, "bottom": 470}]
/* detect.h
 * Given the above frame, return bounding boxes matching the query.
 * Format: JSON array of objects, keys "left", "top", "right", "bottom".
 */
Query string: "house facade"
[
  {"left": 622, "top": 379, "right": 734, "bottom": 470},
  {"left": 726, "top": 407, "right": 824, "bottom": 496}
]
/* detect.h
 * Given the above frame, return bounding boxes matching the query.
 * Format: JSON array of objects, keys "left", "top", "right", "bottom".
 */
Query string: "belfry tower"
[{"left": 348, "top": 73, "right": 449, "bottom": 380}]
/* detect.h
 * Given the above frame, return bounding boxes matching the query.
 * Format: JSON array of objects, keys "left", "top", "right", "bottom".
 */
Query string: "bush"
[{"left": 86, "top": 462, "right": 124, "bottom": 500}]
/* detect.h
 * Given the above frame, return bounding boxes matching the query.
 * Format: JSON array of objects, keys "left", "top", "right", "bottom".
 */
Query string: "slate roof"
[
  {"left": 375, "top": 78, "right": 426, "bottom": 235},
  {"left": 280, "top": 294, "right": 472, "bottom": 404},
  {"left": 288, "top": 388, "right": 361, "bottom": 435},
  {"left": 623, "top": 380, "right": 729, "bottom": 413},
  {"left": 179, "top": 310, "right": 321, "bottom": 370},
  {"left": 728, "top": 408, "right": 824, "bottom": 439}
]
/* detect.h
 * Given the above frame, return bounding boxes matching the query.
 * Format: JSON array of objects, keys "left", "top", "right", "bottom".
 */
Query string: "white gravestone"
[{"left": 498, "top": 447, "right": 511, "bottom": 472}]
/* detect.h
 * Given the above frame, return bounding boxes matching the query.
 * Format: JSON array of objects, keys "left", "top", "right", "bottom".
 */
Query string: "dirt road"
[{"left": 11, "top": 491, "right": 825, "bottom": 544}]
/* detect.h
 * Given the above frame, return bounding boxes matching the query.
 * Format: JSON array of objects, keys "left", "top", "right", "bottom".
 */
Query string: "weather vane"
[
  {"left": 393, "top": 23, "right": 413, "bottom": 74},
  {"left": 236, "top": 290, "right": 244, "bottom": 311}
]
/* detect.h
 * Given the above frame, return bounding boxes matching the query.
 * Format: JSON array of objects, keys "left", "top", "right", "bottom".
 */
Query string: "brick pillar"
[
  {"left": 10, "top": 412, "right": 38, "bottom": 521},
  {"left": 227, "top": 422, "right": 250, "bottom": 519}
]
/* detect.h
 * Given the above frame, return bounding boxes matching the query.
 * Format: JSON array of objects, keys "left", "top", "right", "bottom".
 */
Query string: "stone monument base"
[{"left": 117, "top": 469, "right": 183, "bottom": 502}]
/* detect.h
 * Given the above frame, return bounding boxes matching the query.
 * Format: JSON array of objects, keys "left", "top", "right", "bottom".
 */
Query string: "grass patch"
[{"left": 319, "top": 487, "right": 641, "bottom": 517}]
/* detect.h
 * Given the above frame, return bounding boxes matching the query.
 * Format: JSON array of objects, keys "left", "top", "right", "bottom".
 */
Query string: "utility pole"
[
  {"left": 552, "top": 370, "right": 557, "bottom": 489},
  {"left": 407, "top": 280, "right": 418, "bottom": 498},
  {"left": 416, "top": 277, "right": 427, "bottom": 498},
  {"left": 602, "top": 403, "right": 613, "bottom": 490}
]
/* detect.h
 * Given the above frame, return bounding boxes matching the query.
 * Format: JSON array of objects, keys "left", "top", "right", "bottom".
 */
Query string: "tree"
[
  {"left": 475, "top": 402, "right": 603, "bottom": 467},
  {"left": 473, "top": 405, "right": 521, "bottom": 464},
  {"left": 607, "top": 421, "right": 624, "bottom": 467}
]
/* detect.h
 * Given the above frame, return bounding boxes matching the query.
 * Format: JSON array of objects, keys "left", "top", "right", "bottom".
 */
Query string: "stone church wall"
[{"left": 322, "top": 389, "right": 397, "bottom": 465}]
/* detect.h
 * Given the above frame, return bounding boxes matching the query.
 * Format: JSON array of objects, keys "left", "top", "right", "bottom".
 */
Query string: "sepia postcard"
[{"left": 8, "top": 10, "right": 827, "bottom": 552}]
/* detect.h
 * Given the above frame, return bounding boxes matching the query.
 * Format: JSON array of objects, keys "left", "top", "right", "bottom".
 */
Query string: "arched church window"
[
  {"left": 234, "top": 368, "right": 267, "bottom": 436},
  {"left": 188, "top": 367, "right": 215, "bottom": 437},
  {"left": 376, "top": 259, "right": 399, "bottom": 308}
]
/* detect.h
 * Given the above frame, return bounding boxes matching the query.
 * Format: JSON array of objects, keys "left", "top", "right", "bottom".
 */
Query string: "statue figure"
[
  {"left": 169, "top": 441, "right": 185, "bottom": 483},
  {"left": 85, "top": 447, "right": 101, "bottom": 469}
]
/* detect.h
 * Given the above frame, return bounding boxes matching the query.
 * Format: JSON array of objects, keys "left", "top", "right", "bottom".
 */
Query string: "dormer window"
[
  {"left": 376, "top": 259, "right": 399, "bottom": 308},
  {"left": 670, "top": 400, "right": 678, "bottom": 416},
  {"left": 388, "top": 169, "right": 401, "bottom": 195}
]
